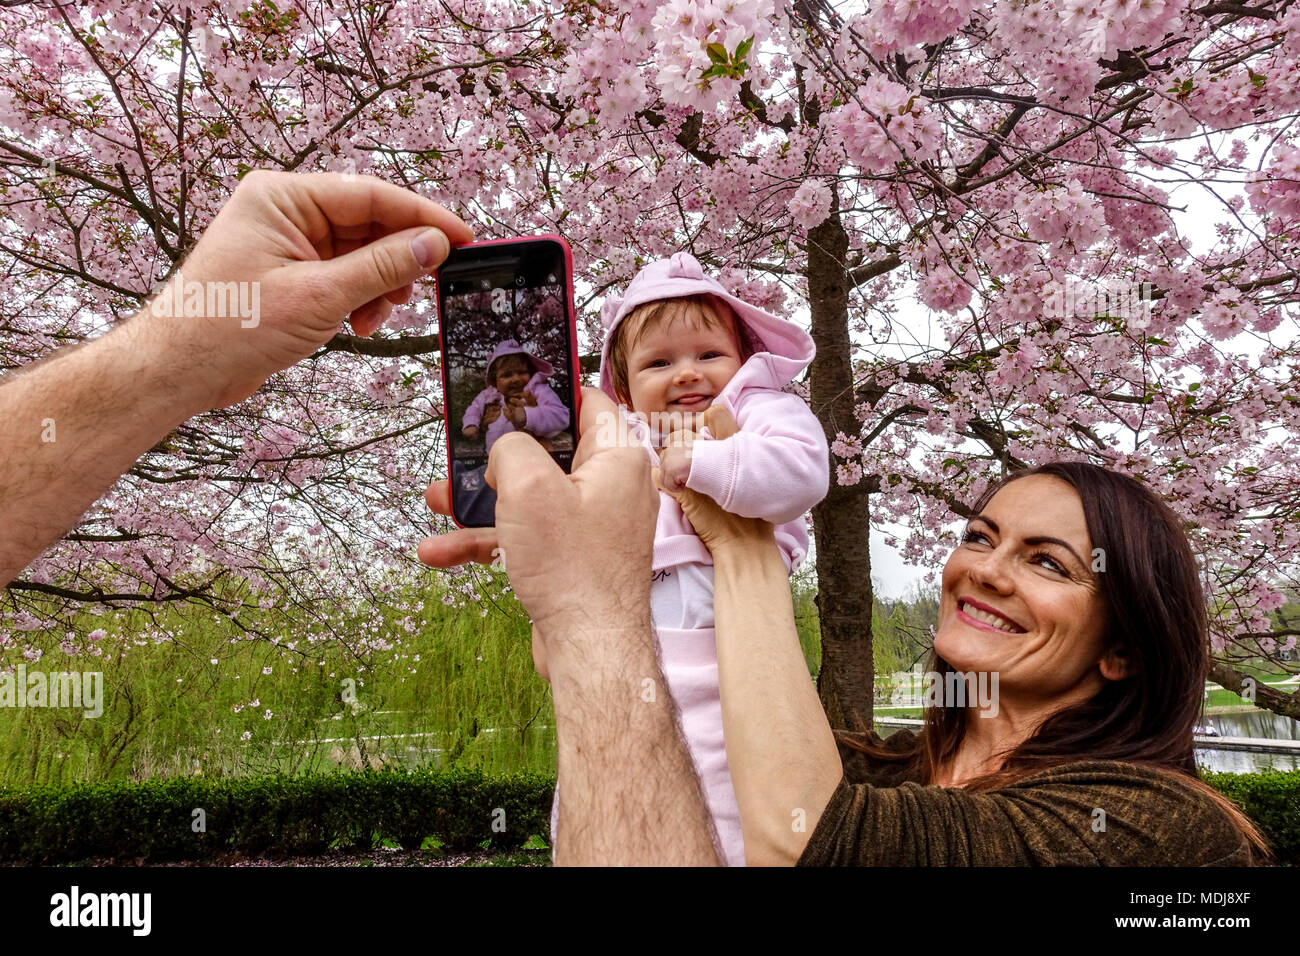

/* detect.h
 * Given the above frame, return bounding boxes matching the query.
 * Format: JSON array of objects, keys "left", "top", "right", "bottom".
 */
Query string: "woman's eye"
[
  {"left": 1032, "top": 552, "right": 1067, "bottom": 575},
  {"left": 961, "top": 530, "right": 990, "bottom": 546}
]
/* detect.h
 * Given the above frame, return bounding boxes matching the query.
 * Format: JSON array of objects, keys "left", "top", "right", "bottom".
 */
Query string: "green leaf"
[
  {"left": 522, "top": 833, "right": 549, "bottom": 850},
  {"left": 736, "top": 36, "right": 754, "bottom": 60},
  {"left": 706, "top": 43, "right": 729, "bottom": 64}
]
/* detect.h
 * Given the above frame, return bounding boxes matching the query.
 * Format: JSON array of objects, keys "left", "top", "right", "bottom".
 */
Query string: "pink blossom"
[
  {"left": 1246, "top": 142, "right": 1300, "bottom": 224},
  {"left": 831, "top": 432, "right": 864, "bottom": 459},
  {"left": 1199, "top": 291, "right": 1257, "bottom": 340},
  {"left": 920, "top": 267, "right": 974, "bottom": 313},
  {"left": 864, "top": 0, "right": 982, "bottom": 53},
  {"left": 788, "top": 180, "right": 832, "bottom": 229}
]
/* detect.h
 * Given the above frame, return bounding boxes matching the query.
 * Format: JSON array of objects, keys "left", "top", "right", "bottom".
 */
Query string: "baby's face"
[
  {"left": 624, "top": 316, "right": 743, "bottom": 415},
  {"left": 493, "top": 355, "right": 532, "bottom": 396}
]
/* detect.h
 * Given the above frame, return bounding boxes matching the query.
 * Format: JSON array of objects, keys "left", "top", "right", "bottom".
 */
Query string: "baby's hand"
[
  {"left": 504, "top": 398, "right": 527, "bottom": 428},
  {"left": 657, "top": 443, "right": 693, "bottom": 493},
  {"left": 481, "top": 402, "right": 503, "bottom": 426},
  {"left": 462, "top": 425, "right": 479, "bottom": 440},
  {"left": 520, "top": 389, "right": 538, "bottom": 407}
]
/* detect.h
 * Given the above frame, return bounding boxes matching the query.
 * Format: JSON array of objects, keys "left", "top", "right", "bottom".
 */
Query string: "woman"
[
  {"left": 679, "top": 450, "right": 1269, "bottom": 865},
  {"left": 420, "top": 389, "right": 1268, "bottom": 865}
]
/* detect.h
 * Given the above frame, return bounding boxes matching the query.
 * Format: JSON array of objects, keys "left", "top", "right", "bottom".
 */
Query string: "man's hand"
[
  {"left": 418, "top": 389, "right": 720, "bottom": 865},
  {"left": 420, "top": 387, "right": 658, "bottom": 639},
  {"left": 146, "top": 170, "right": 473, "bottom": 412},
  {"left": 0, "top": 171, "right": 471, "bottom": 587}
]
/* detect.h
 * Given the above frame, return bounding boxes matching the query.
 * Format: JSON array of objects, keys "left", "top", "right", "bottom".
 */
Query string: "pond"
[
  {"left": 1195, "top": 711, "right": 1300, "bottom": 774},
  {"left": 289, "top": 711, "right": 1300, "bottom": 777}
]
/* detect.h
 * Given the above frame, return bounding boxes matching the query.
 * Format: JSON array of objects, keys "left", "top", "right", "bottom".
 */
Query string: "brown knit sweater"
[{"left": 797, "top": 730, "right": 1253, "bottom": 866}]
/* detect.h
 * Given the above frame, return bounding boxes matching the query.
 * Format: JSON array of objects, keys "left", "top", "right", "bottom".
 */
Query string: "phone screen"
[{"left": 436, "top": 237, "right": 578, "bottom": 527}]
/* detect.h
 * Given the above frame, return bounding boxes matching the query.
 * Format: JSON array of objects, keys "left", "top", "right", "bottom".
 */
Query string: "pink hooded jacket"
[
  {"left": 463, "top": 339, "right": 570, "bottom": 453},
  {"left": 598, "top": 253, "right": 829, "bottom": 572}
]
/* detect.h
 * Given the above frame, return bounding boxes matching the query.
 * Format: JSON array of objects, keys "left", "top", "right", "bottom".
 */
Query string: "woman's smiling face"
[{"left": 934, "top": 475, "right": 1121, "bottom": 707}]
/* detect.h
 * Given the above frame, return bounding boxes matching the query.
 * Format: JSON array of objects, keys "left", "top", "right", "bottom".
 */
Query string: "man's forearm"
[
  {"left": 712, "top": 538, "right": 843, "bottom": 866},
  {"left": 548, "top": 620, "right": 721, "bottom": 866},
  {"left": 0, "top": 314, "right": 211, "bottom": 586}
]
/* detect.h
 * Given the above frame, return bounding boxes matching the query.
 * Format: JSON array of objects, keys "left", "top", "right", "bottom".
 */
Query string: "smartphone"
[{"left": 435, "top": 236, "right": 581, "bottom": 527}]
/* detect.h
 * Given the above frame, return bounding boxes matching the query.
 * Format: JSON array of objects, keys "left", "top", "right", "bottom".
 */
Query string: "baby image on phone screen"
[
  {"left": 546, "top": 252, "right": 829, "bottom": 866},
  {"left": 461, "top": 339, "right": 570, "bottom": 453}
]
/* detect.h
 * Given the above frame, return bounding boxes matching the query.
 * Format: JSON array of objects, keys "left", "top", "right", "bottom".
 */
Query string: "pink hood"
[
  {"left": 484, "top": 338, "right": 553, "bottom": 386},
  {"left": 595, "top": 253, "right": 827, "bottom": 576},
  {"left": 597, "top": 253, "right": 814, "bottom": 400}
]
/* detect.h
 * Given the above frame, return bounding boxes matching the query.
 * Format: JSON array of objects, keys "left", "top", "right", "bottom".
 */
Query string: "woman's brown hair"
[{"left": 842, "top": 461, "right": 1271, "bottom": 861}]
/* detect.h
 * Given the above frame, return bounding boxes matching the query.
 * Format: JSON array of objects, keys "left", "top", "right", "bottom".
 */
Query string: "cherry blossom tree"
[{"left": 1, "top": 0, "right": 1297, "bottom": 725}]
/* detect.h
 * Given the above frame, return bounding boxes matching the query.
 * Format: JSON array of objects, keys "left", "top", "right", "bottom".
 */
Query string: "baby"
[
  {"left": 461, "top": 339, "right": 570, "bottom": 453},
  {"left": 548, "top": 252, "right": 829, "bottom": 866}
]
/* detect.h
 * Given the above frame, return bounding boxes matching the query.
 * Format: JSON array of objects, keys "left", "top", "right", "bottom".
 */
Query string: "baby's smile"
[{"left": 666, "top": 392, "right": 713, "bottom": 412}]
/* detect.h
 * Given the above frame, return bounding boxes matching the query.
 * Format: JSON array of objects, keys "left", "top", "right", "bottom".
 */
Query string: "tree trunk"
[
  {"left": 1209, "top": 662, "right": 1300, "bottom": 721},
  {"left": 806, "top": 208, "right": 875, "bottom": 731}
]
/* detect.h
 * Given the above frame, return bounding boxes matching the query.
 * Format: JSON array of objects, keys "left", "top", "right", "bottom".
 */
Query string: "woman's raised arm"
[{"left": 670, "top": 408, "right": 843, "bottom": 866}]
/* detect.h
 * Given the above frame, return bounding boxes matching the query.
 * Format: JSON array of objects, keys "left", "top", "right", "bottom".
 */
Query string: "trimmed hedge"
[
  {"left": 1, "top": 768, "right": 1294, "bottom": 865},
  {"left": 0, "top": 768, "right": 555, "bottom": 864},
  {"left": 1201, "top": 768, "right": 1300, "bottom": 866}
]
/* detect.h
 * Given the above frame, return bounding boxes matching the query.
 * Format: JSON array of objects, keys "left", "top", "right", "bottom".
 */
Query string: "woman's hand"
[{"left": 659, "top": 406, "right": 777, "bottom": 555}]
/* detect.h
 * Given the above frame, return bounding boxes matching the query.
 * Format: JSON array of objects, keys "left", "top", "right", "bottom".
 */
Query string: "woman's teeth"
[{"left": 960, "top": 601, "right": 1023, "bottom": 633}]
